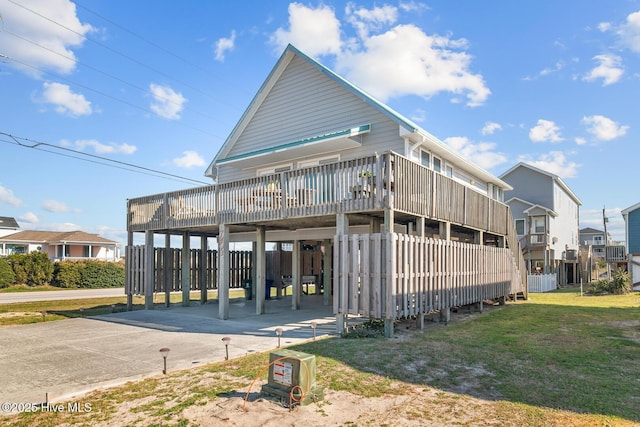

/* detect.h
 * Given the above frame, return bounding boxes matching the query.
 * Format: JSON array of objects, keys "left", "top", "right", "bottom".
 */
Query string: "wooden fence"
[
  {"left": 333, "top": 233, "right": 523, "bottom": 320},
  {"left": 125, "top": 247, "right": 252, "bottom": 295},
  {"left": 527, "top": 273, "right": 557, "bottom": 293}
]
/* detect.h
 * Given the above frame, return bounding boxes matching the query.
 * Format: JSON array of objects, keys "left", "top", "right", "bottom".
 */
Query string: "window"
[
  {"left": 533, "top": 217, "right": 545, "bottom": 233},
  {"left": 420, "top": 150, "right": 430, "bottom": 168},
  {"left": 433, "top": 156, "right": 442, "bottom": 173},
  {"left": 83, "top": 246, "right": 90, "bottom": 257},
  {"left": 445, "top": 165, "right": 453, "bottom": 177},
  {"left": 257, "top": 163, "right": 292, "bottom": 176},
  {"left": 515, "top": 219, "right": 525, "bottom": 235}
]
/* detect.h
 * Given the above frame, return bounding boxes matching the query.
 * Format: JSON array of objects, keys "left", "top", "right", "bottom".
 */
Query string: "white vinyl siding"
[{"left": 218, "top": 56, "right": 404, "bottom": 183}]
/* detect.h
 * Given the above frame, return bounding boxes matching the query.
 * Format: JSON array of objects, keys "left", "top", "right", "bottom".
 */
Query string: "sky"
[{"left": 0, "top": 0, "right": 638, "bottom": 248}]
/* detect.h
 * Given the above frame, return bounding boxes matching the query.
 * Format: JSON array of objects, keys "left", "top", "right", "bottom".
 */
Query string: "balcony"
[
  {"left": 605, "top": 245, "right": 626, "bottom": 263},
  {"left": 127, "top": 152, "right": 512, "bottom": 239}
]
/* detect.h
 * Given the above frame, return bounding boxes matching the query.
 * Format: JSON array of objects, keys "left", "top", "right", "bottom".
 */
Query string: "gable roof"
[
  {"left": 580, "top": 227, "right": 603, "bottom": 234},
  {"left": 0, "top": 230, "right": 118, "bottom": 245},
  {"left": 205, "top": 44, "right": 511, "bottom": 191},
  {"left": 621, "top": 201, "right": 640, "bottom": 216},
  {"left": 500, "top": 162, "right": 582, "bottom": 206},
  {"left": 0, "top": 216, "right": 19, "bottom": 229}
]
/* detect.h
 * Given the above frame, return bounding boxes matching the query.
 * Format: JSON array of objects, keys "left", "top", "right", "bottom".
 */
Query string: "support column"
[
  {"left": 256, "top": 226, "right": 266, "bottom": 314},
  {"left": 439, "top": 221, "right": 451, "bottom": 240},
  {"left": 218, "top": 224, "right": 230, "bottom": 320},
  {"left": 144, "top": 230, "right": 154, "bottom": 310},
  {"left": 200, "top": 235, "right": 207, "bottom": 304},
  {"left": 323, "top": 238, "right": 331, "bottom": 306},
  {"left": 335, "top": 213, "right": 349, "bottom": 333},
  {"left": 126, "top": 231, "right": 133, "bottom": 311},
  {"left": 416, "top": 217, "right": 425, "bottom": 237},
  {"left": 164, "top": 234, "right": 171, "bottom": 308},
  {"left": 416, "top": 217, "right": 425, "bottom": 329},
  {"left": 383, "top": 209, "right": 395, "bottom": 337},
  {"left": 475, "top": 230, "right": 484, "bottom": 245},
  {"left": 292, "top": 240, "right": 300, "bottom": 310},
  {"left": 181, "top": 232, "right": 190, "bottom": 307}
]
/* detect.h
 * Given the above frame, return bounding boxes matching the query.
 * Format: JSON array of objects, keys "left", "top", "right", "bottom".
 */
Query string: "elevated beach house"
[{"left": 126, "top": 45, "right": 526, "bottom": 336}]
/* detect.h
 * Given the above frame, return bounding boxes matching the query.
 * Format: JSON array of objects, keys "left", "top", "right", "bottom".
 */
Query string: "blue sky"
[{"left": 0, "top": 0, "right": 638, "bottom": 247}]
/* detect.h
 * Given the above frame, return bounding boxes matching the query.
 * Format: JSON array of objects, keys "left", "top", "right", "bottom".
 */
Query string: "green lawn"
[{"left": 3, "top": 287, "right": 639, "bottom": 426}]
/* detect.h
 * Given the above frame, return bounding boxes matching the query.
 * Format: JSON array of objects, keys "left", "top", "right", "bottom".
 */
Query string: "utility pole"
[{"left": 603, "top": 206, "right": 611, "bottom": 278}]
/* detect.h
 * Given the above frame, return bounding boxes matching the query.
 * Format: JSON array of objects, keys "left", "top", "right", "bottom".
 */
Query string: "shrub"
[
  {"left": 6, "top": 254, "right": 27, "bottom": 285},
  {"left": 52, "top": 260, "right": 125, "bottom": 288},
  {"left": 80, "top": 261, "right": 124, "bottom": 288},
  {"left": 52, "top": 261, "right": 83, "bottom": 288},
  {"left": 610, "top": 268, "right": 631, "bottom": 295},
  {"left": 6, "top": 252, "right": 53, "bottom": 286},
  {"left": 588, "top": 279, "right": 610, "bottom": 295},
  {"left": 0, "top": 258, "right": 16, "bottom": 288}
]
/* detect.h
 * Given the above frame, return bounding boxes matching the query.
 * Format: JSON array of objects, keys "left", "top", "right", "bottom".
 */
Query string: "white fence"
[{"left": 528, "top": 273, "right": 557, "bottom": 293}]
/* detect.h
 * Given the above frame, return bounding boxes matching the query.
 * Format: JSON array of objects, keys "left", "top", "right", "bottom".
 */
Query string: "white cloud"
[
  {"left": 481, "top": 122, "right": 502, "bottom": 135},
  {"left": 346, "top": 3, "right": 398, "bottom": 39},
  {"left": 583, "top": 54, "right": 624, "bottom": 86},
  {"left": 40, "top": 82, "right": 93, "bottom": 117},
  {"left": 444, "top": 136, "right": 508, "bottom": 170},
  {"left": 64, "top": 139, "right": 137, "bottom": 155},
  {"left": 173, "top": 151, "right": 205, "bottom": 169},
  {"left": 149, "top": 83, "right": 186, "bottom": 120},
  {"left": 270, "top": 3, "right": 342, "bottom": 57},
  {"left": 529, "top": 119, "right": 564, "bottom": 143},
  {"left": 0, "top": 0, "right": 93, "bottom": 76},
  {"left": 336, "top": 24, "right": 490, "bottom": 106},
  {"left": 214, "top": 30, "right": 236, "bottom": 62},
  {"left": 574, "top": 136, "right": 587, "bottom": 145},
  {"left": 18, "top": 212, "right": 39, "bottom": 225},
  {"left": 616, "top": 11, "right": 640, "bottom": 53},
  {"left": 399, "top": 1, "right": 430, "bottom": 13},
  {"left": 269, "top": 3, "right": 489, "bottom": 107},
  {"left": 582, "top": 115, "right": 629, "bottom": 141},
  {"left": 517, "top": 151, "right": 580, "bottom": 179},
  {"left": 598, "top": 22, "right": 612, "bottom": 32},
  {"left": 42, "top": 200, "right": 71, "bottom": 213},
  {"left": 0, "top": 184, "right": 22, "bottom": 206}
]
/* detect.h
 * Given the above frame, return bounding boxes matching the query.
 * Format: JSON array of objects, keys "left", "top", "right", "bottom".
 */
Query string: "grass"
[{"left": 2, "top": 286, "right": 639, "bottom": 426}]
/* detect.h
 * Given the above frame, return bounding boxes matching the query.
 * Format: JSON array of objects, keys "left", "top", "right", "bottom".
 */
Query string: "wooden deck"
[{"left": 128, "top": 152, "right": 513, "bottom": 238}]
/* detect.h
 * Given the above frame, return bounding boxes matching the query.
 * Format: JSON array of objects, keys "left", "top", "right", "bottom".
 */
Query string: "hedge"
[
  {"left": 52, "top": 260, "right": 125, "bottom": 288},
  {"left": 1, "top": 256, "right": 124, "bottom": 289}
]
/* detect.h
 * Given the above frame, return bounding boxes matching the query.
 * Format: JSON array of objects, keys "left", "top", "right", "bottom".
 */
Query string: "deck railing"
[{"left": 127, "top": 151, "right": 517, "bottom": 244}]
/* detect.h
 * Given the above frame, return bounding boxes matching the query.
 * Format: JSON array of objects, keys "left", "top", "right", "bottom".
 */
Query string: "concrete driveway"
[{"left": 0, "top": 296, "right": 336, "bottom": 406}]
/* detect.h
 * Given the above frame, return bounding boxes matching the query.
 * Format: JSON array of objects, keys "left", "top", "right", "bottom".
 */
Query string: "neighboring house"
[
  {"left": 0, "top": 216, "right": 20, "bottom": 238},
  {"left": 0, "top": 230, "right": 120, "bottom": 261},
  {"left": 622, "top": 202, "right": 640, "bottom": 255},
  {"left": 622, "top": 202, "right": 640, "bottom": 286},
  {"left": 126, "top": 44, "right": 527, "bottom": 335},
  {"left": 500, "top": 163, "right": 582, "bottom": 285},
  {"left": 579, "top": 227, "right": 609, "bottom": 259}
]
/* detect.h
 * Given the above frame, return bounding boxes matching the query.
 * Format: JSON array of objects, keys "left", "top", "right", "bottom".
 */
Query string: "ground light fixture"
[
  {"left": 221, "top": 336, "right": 231, "bottom": 360},
  {"left": 159, "top": 347, "right": 170, "bottom": 375},
  {"left": 310, "top": 321, "right": 317, "bottom": 340},
  {"left": 275, "top": 327, "right": 283, "bottom": 348}
]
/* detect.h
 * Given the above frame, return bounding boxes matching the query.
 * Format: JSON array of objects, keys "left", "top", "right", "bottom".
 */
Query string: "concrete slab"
[{"left": 0, "top": 295, "right": 337, "bottom": 406}]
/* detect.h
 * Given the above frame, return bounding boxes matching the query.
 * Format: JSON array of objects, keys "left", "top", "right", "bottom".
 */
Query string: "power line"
[
  {"left": 0, "top": 132, "right": 211, "bottom": 186},
  {"left": 1, "top": 53, "right": 226, "bottom": 140},
  {"left": 7, "top": 0, "right": 244, "bottom": 110},
  {"left": 1, "top": 28, "right": 230, "bottom": 126}
]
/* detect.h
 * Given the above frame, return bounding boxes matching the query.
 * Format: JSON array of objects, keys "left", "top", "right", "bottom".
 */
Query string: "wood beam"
[{"left": 218, "top": 224, "right": 230, "bottom": 320}]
